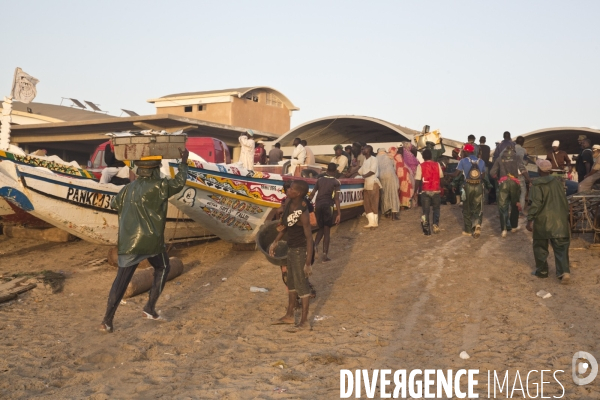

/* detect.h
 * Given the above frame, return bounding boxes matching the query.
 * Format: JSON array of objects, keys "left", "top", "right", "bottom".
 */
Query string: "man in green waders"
[
  {"left": 527, "top": 159, "right": 571, "bottom": 284},
  {"left": 447, "top": 144, "right": 486, "bottom": 238},
  {"left": 490, "top": 144, "right": 531, "bottom": 237},
  {"left": 99, "top": 149, "right": 189, "bottom": 333}
]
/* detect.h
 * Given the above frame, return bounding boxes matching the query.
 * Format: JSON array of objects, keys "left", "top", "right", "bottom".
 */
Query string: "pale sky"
[{"left": 3, "top": 0, "right": 599, "bottom": 143}]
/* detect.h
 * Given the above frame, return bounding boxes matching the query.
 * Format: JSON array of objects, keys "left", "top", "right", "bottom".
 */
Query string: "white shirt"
[
  {"left": 331, "top": 155, "right": 348, "bottom": 173},
  {"left": 358, "top": 155, "right": 381, "bottom": 190},
  {"left": 291, "top": 144, "right": 306, "bottom": 165}
]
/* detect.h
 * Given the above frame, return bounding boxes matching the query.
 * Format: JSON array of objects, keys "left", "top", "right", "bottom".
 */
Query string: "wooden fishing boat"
[
  {"left": 0, "top": 149, "right": 212, "bottom": 245},
  {"left": 168, "top": 160, "right": 365, "bottom": 244}
]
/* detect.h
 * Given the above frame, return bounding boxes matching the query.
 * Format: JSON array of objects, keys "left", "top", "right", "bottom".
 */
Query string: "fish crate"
[{"left": 112, "top": 134, "right": 187, "bottom": 160}]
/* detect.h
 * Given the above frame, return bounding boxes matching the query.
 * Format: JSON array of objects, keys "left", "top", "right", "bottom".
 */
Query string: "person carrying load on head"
[
  {"left": 422, "top": 139, "right": 445, "bottom": 162},
  {"left": 99, "top": 148, "right": 189, "bottom": 333}
]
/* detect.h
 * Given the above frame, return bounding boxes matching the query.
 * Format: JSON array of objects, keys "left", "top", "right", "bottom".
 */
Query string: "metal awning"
[
  {"left": 520, "top": 127, "right": 600, "bottom": 155},
  {"left": 274, "top": 115, "right": 418, "bottom": 147},
  {"left": 9, "top": 114, "right": 278, "bottom": 148}
]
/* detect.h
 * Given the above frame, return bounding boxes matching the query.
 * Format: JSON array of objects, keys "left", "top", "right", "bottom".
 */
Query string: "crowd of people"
[
  {"left": 268, "top": 132, "right": 600, "bottom": 326},
  {"left": 99, "top": 130, "right": 599, "bottom": 332}
]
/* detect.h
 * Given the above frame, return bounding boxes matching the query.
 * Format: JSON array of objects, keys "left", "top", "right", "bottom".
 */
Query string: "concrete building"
[{"left": 148, "top": 86, "right": 299, "bottom": 135}]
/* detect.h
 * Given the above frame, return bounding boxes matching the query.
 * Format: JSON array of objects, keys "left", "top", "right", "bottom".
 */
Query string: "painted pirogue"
[
  {"left": 168, "top": 159, "right": 365, "bottom": 244},
  {"left": 0, "top": 149, "right": 210, "bottom": 245}
]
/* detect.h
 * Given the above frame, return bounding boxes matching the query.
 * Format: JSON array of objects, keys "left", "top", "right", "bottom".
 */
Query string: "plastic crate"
[{"left": 112, "top": 134, "right": 187, "bottom": 160}]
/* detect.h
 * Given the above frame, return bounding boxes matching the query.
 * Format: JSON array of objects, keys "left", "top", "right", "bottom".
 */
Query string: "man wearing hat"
[
  {"left": 238, "top": 130, "right": 255, "bottom": 170},
  {"left": 100, "top": 148, "right": 190, "bottom": 332},
  {"left": 575, "top": 138, "right": 594, "bottom": 183},
  {"left": 490, "top": 144, "right": 531, "bottom": 237},
  {"left": 546, "top": 140, "right": 571, "bottom": 171},
  {"left": 578, "top": 144, "right": 600, "bottom": 192},
  {"left": 527, "top": 159, "right": 570, "bottom": 284},
  {"left": 331, "top": 144, "right": 348, "bottom": 173}
]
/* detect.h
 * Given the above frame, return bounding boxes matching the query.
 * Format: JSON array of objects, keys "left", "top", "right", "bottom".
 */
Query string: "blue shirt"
[{"left": 457, "top": 155, "right": 486, "bottom": 179}]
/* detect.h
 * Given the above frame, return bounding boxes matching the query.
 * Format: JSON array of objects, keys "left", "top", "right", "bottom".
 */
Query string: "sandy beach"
[{"left": 1, "top": 205, "right": 600, "bottom": 399}]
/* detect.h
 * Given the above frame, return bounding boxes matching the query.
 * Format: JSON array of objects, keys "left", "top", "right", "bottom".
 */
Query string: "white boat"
[
  {"left": 0, "top": 149, "right": 212, "bottom": 245},
  {"left": 168, "top": 160, "right": 365, "bottom": 244}
]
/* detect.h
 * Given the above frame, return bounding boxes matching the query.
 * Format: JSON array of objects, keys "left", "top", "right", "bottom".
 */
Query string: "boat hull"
[
  {"left": 169, "top": 161, "right": 365, "bottom": 244},
  {"left": 0, "top": 161, "right": 211, "bottom": 245}
]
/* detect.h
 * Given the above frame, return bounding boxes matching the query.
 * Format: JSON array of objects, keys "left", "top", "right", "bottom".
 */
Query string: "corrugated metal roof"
[{"left": 6, "top": 102, "right": 114, "bottom": 122}]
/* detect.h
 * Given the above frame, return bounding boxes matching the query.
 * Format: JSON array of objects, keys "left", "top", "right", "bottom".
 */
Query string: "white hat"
[
  {"left": 256, "top": 140, "right": 264, "bottom": 144},
  {"left": 593, "top": 144, "right": 600, "bottom": 151},
  {"left": 246, "top": 129, "right": 254, "bottom": 137},
  {"left": 552, "top": 140, "right": 560, "bottom": 147}
]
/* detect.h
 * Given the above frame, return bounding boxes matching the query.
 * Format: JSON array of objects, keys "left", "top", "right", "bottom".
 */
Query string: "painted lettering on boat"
[
  {"left": 339, "top": 190, "right": 363, "bottom": 204},
  {"left": 201, "top": 206, "right": 253, "bottom": 231},
  {"left": 66, "top": 187, "right": 113, "bottom": 209},
  {"left": 207, "top": 194, "right": 263, "bottom": 214}
]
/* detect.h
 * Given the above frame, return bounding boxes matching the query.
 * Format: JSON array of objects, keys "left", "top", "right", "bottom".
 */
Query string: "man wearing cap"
[
  {"left": 268, "top": 143, "right": 284, "bottom": 165},
  {"left": 490, "top": 145, "right": 531, "bottom": 237},
  {"left": 578, "top": 144, "right": 600, "bottom": 192},
  {"left": 575, "top": 138, "right": 594, "bottom": 183},
  {"left": 100, "top": 148, "right": 190, "bottom": 332},
  {"left": 331, "top": 145, "right": 348, "bottom": 173},
  {"left": 254, "top": 141, "right": 267, "bottom": 165},
  {"left": 289, "top": 138, "right": 306, "bottom": 176},
  {"left": 546, "top": 140, "right": 571, "bottom": 171},
  {"left": 447, "top": 144, "right": 486, "bottom": 238},
  {"left": 527, "top": 159, "right": 570, "bottom": 284},
  {"left": 238, "top": 130, "right": 255, "bottom": 171}
]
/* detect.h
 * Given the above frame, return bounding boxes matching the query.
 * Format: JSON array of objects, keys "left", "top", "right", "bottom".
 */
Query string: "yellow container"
[{"left": 112, "top": 134, "right": 187, "bottom": 160}]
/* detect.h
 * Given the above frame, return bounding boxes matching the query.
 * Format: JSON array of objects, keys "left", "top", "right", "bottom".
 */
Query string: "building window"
[
  {"left": 197, "top": 104, "right": 206, "bottom": 111},
  {"left": 184, "top": 106, "right": 193, "bottom": 112},
  {"left": 266, "top": 92, "right": 283, "bottom": 108},
  {"left": 245, "top": 91, "right": 259, "bottom": 102}
]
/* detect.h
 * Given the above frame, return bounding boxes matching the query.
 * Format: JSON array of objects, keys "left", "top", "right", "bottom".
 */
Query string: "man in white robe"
[
  {"left": 289, "top": 138, "right": 306, "bottom": 176},
  {"left": 238, "top": 130, "right": 255, "bottom": 171}
]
